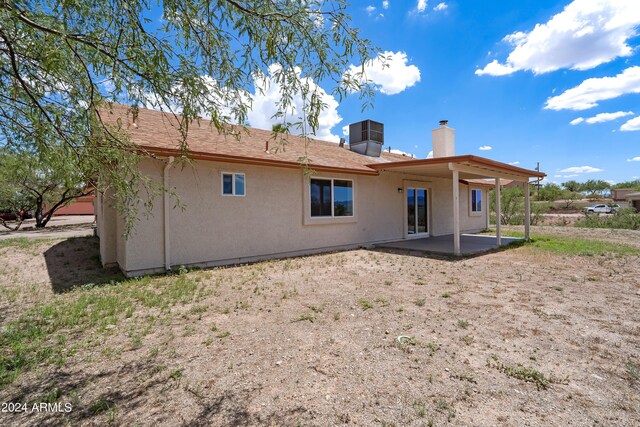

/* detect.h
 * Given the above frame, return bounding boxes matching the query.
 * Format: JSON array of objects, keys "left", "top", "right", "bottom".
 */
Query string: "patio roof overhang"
[
  {"left": 367, "top": 155, "right": 546, "bottom": 182},
  {"left": 367, "top": 155, "right": 546, "bottom": 256}
]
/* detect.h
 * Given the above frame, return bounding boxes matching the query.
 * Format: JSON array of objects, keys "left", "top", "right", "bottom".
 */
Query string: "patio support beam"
[
  {"left": 452, "top": 170, "right": 461, "bottom": 255},
  {"left": 447, "top": 162, "right": 530, "bottom": 182},
  {"left": 495, "top": 178, "right": 501, "bottom": 246},
  {"left": 524, "top": 181, "right": 531, "bottom": 240}
]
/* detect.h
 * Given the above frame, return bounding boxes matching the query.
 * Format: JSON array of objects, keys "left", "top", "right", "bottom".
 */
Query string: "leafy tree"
[
  {"left": 537, "top": 183, "right": 563, "bottom": 202},
  {"left": 559, "top": 189, "right": 581, "bottom": 209},
  {"left": 488, "top": 185, "right": 548, "bottom": 226},
  {"left": 562, "top": 180, "right": 582, "bottom": 193},
  {"left": 0, "top": 145, "right": 94, "bottom": 228},
  {"left": 0, "top": 0, "right": 375, "bottom": 230},
  {"left": 0, "top": 179, "right": 32, "bottom": 230},
  {"left": 581, "top": 180, "right": 611, "bottom": 198},
  {"left": 489, "top": 187, "right": 523, "bottom": 225},
  {"left": 612, "top": 180, "right": 640, "bottom": 190}
]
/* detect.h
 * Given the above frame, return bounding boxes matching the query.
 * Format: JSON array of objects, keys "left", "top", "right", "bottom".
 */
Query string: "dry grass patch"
[{"left": 0, "top": 230, "right": 639, "bottom": 426}]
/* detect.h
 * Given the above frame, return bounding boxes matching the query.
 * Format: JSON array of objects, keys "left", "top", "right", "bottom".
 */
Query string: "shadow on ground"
[
  {"left": 371, "top": 239, "right": 527, "bottom": 261},
  {"left": 1, "top": 359, "right": 308, "bottom": 426},
  {"left": 43, "top": 237, "right": 124, "bottom": 293}
]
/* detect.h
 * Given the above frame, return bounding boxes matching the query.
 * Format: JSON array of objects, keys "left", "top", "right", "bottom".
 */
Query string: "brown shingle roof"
[
  {"left": 100, "top": 104, "right": 545, "bottom": 179},
  {"left": 100, "top": 104, "right": 414, "bottom": 175}
]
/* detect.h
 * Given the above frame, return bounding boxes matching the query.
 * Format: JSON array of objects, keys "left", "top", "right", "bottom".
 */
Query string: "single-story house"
[
  {"left": 626, "top": 192, "right": 640, "bottom": 212},
  {"left": 96, "top": 105, "right": 545, "bottom": 277},
  {"left": 611, "top": 188, "right": 635, "bottom": 203}
]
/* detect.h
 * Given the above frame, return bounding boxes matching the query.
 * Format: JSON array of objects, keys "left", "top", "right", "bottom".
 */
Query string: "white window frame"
[
  {"left": 221, "top": 172, "right": 246, "bottom": 197},
  {"left": 309, "top": 177, "right": 354, "bottom": 218},
  {"left": 470, "top": 188, "right": 483, "bottom": 215}
]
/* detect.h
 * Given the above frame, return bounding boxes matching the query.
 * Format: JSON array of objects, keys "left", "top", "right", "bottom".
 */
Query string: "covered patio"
[
  {"left": 368, "top": 155, "right": 546, "bottom": 255},
  {"left": 377, "top": 233, "right": 523, "bottom": 256}
]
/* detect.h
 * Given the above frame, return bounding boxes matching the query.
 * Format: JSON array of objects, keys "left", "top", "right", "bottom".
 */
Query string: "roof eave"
[
  {"left": 367, "top": 154, "right": 546, "bottom": 178},
  {"left": 138, "top": 146, "right": 380, "bottom": 176}
]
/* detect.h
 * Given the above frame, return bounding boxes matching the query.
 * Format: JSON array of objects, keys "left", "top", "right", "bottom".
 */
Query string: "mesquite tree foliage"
[{"left": 0, "top": 0, "right": 375, "bottom": 232}]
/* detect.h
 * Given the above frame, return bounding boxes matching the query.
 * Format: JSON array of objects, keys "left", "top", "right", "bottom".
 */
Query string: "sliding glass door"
[{"left": 407, "top": 188, "right": 428, "bottom": 235}]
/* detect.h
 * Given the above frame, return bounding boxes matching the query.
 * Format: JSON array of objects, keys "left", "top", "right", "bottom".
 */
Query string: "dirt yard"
[{"left": 1, "top": 227, "right": 639, "bottom": 426}]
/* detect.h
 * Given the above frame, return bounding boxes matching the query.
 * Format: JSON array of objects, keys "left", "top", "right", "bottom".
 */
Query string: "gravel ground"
[{"left": 0, "top": 227, "right": 639, "bottom": 426}]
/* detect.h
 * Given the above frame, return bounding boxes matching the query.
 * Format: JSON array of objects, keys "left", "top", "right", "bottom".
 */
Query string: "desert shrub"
[
  {"left": 575, "top": 208, "right": 640, "bottom": 230},
  {"left": 531, "top": 202, "right": 549, "bottom": 225},
  {"left": 489, "top": 187, "right": 547, "bottom": 225}
]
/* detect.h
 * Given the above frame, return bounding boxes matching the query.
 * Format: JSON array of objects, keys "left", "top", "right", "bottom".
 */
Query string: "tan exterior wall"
[
  {"left": 96, "top": 190, "right": 118, "bottom": 267},
  {"left": 101, "top": 158, "right": 490, "bottom": 276}
]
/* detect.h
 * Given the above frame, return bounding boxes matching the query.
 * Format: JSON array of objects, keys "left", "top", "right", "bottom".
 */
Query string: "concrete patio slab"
[{"left": 376, "top": 233, "right": 523, "bottom": 256}]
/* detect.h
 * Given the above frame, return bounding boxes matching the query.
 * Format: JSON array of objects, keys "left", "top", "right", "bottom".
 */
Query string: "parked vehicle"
[
  {"left": 0, "top": 210, "right": 33, "bottom": 221},
  {"left": 583, "top": 204, "right": 619, "bottom": 214},
  {"left": 0, "top": 212, "right": 17, "bottom": 221}
]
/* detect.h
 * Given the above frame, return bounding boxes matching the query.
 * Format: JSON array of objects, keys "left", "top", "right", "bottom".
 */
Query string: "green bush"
[
  {"left": 489, "top": 186, "right": 548, "bottom": 225},
  {"left": 575, "top": 208, "right": 640, "bottom": 230}
]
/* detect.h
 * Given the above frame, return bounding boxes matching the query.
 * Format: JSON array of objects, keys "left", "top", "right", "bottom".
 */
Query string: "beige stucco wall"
[
  {"left": 101, "top": 158, "right": 489, "bottom": 276},
  {"left": 96, "top": 190, "right": 118, "bottom": 267}
]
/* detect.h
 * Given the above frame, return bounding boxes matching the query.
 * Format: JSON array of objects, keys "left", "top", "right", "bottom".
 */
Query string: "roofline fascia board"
[
  {"left": 139, "top": 146, "right": 380, "bottom": 176},
  {"left": 368, "top": 155, "right": 546, "bottom": 178}
]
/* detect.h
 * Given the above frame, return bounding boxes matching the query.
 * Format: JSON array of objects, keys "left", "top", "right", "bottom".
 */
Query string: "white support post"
[
  {"left": 495, "top": 178, "right": 501, "bottom": 246},
  {"left": 485, "top": 189, "right": 490, "bottom": 230},
  {"left": 453, "top": 170, "right": 461, "bottom": 255},
  {"left": 524, "top": 180, "right": 531, "bottom": 240}
]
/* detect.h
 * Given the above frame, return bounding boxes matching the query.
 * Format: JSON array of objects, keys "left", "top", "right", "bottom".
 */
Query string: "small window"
[
  {"left": 310, "top": 178, "right": 353, "bottom": 217},
  {"left": 222, "top": 173, "right": 246, "bottom": 196},
  {"left": 471, "top": 189, "right": 482, "bottom": 213}
]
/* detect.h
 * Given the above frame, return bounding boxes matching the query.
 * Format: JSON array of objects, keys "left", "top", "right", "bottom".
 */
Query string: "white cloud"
[
  {"left": 382, "top": 1, "right": 389, "bottom": 9},
  {"left": 366, "top": 5, "right": 376, "bottom": 14},
  {"left": 545, "top": 66, "right": 640, "bottom": 111},
  {"left": 476, "top": 0, "right": 640, "bottom": 76},
  {"left": 426, "top": 150, "right": 433, "bottom": 158},
  {"left": 571, "top": 111, "right": 634, "bottom": 125},
  {"left": 248, "top": 65, "right": 342, "bottom": 142},
  {"left": 475, "top": 60, "right": 517, "bottom": 77},
  {"left": 605, "top": 179, "right": 616, "bottom": 185},
  {"left": 345, "top": 51, "right": 421, "bottom": 95},
  {"left": 416, "top": 0, "right": 427, "bottom": 13},
  {"left": 509, "top": 161, "right": 520, "bottom": 165},
  {"left": 555, "top": 174, "right": 579, "bottom": 178},
  {"left": 342, "top": 125, "right": 350, "bottom": 137},
  {"left": 434, "top": 2, "right": 448, "bottom": 11},
  {"left": 559, "top": 166, "right": 603, "bottom": 174},
  {"left": 478, "top": 145, "right": 492, "bottom": 151},
  {"left": 627, "top": 156, "right": 640, "bottom": 162},
  {"left": 140, "top": 75, "right": 249, "bottom": 122},
  {"left": 621, "top": 115, "right": 640, "bottom": 131},
  {"left": 585, "top": 111, "right": 634, "bottom": 124}
]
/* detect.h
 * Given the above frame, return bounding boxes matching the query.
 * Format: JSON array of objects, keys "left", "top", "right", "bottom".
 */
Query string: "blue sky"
[{"left": 277, "top": 0, "right": 640, "bottom": 184}]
